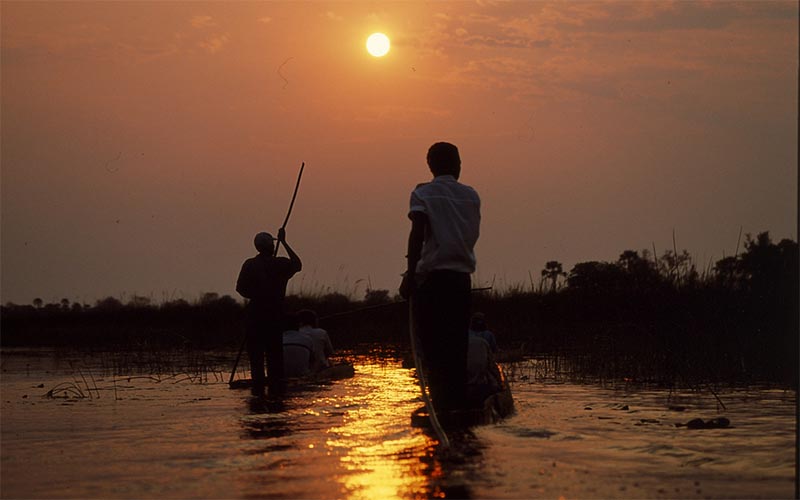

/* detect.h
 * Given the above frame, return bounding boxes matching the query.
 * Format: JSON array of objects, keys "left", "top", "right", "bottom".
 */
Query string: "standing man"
[
  {"left": 400, "top": 142, "right": 481, "bottom": 411},
  {"left": 236, "top": 228, "right": 302, "bottom": 393}
]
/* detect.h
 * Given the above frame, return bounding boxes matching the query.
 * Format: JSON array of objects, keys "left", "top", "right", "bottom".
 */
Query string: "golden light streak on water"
[{"left": 327, "top": 361, "right": 435, "bottom": 499}]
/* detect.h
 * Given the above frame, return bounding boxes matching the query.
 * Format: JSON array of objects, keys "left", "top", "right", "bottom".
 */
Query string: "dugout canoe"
[
  {"left": 410, "top": 363, "right": 515, "bottom": 429},
  {"left": 228, "top": 362, "right": 355, "bottom": 389}
]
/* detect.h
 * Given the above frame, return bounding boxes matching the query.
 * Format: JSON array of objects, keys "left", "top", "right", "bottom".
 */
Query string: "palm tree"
[{"left": 541, "top": 261, "right": 566, "bottom": 293}]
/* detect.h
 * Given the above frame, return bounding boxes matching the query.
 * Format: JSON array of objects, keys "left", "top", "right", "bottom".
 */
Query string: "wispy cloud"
[
  {"left": 198, "top": 33, "right": 229, "bottom": 54},
  {"left": 459, "top": 33, "right": 551, "bottom": 49},
  {"left": 190, "top": 15, "right": 215, "bottom": 29},
  {"left": 519, "top": 1, "right": 797, "bottom": 35},
  {"left": 407, "top": 0, "right": 797, "bottom": 113},
  {"left": 258, "top": 16, "right": 272, "bottom": 24},
  {"left": 326, "top": 11, "right": 343, "bottom": 22},
  {"left": 1, "top": 24, "right": 183, "bottom": 65}
]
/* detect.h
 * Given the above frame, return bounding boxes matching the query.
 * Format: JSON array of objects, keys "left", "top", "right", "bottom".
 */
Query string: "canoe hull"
[
  {"left": 229, "top": 362, "right": 355, "bottom": 389},
  {"left": 411, "top": 365, "right": 514, "bottom": 428}
]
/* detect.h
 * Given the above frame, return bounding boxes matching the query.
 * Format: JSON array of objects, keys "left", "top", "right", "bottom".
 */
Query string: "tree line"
[{"left": 2, "top": 232, "right": 796, "bottom": 385}]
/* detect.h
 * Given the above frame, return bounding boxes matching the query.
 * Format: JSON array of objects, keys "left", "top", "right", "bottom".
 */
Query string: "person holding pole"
[
  {"left": 236, "top": 228, "right": 302, "bottom": 393},
  {"left": 400, "top": 142, "right": 481, "bottom": 411}
]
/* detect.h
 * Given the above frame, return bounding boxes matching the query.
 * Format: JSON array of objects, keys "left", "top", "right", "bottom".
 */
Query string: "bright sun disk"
[{"left": 366, "top": 33, "right": 390, "bottom": 57}]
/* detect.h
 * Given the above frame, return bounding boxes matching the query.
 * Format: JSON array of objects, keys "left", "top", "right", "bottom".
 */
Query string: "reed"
[{"left": 5, "top": 232, "right": 797, "bottom": 388}]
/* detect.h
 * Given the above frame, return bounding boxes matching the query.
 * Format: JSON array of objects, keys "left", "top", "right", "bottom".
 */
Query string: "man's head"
[
  {"left": 254, "top": 232, "right": 275, "bottom": 255},
  {"left": 283, "top": 312, "right": 300, "bottom": 332},
  {"left": 427, "top": 142, "right": 461, "bottom": 179},
  {"left": 470, "top": 312, "right": 487, "bottom": 331}
]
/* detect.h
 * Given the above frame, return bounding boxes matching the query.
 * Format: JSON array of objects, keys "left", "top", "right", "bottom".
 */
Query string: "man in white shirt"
[
  {"left": 297, "top": 309, "right": 334, "bottom": 371},
  {"left": 400, "top": 142, "right": 481, "bottom": 411},
  {"left": 282, "top": 327, "right": 315, "bottom": 378}
]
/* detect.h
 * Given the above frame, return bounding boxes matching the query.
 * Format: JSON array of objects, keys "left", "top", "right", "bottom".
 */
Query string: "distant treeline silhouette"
[{"left": 2, "top": 231, "right": 797, "bottom": 385}]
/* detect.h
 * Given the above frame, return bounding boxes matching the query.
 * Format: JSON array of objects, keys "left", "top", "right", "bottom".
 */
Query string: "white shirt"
[
  {"left": 299, "top": 325, "right": 333, "bottom": 369},
  {"left": 466, "top": 335, "right": 491, "bottom": 385},
  {"left": 409, "top": 175, "right": 480, "bottom": 275},
  {"left": 282, "top": 330, "right": 314, "bottom": 377}
]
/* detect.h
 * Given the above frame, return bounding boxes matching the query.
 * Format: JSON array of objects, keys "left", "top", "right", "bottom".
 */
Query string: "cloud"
[
  {"left": 258, "top": 16, "right": 272, "bottom": 24},
  {"left": 420, "top": 9, "right": 552, "bottom": 52},
  {"left": 198, "top": 33, "right": 230, "bottom": 54},
  {"left": 459, "top": 33, "right": 551, "bottom": 49},
  {"left": 190, "top": 15, "right": 215, "bottom": 29},
  {"left": 410, "top": 0, "right": 797, "bottom": 109},
  {"left": 421, "top": 0, "right": 797, "bottom": 63},
  {"left": 1, "top": 24, "right": 184, "bottom": 66},
  {"left": 454, "top": 57, "right": 536, "bottom": 86},
  {"left": 326, "top": 11, "right": 343, "bottom": 22},
  {"left": 533, "top": 1, "right": 798, "bottom": 34}
]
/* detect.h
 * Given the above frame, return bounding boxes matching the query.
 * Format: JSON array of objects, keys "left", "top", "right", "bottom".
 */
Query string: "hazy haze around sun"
[{"left": 366, "top": 33, "right": 390, "bottom": 57}]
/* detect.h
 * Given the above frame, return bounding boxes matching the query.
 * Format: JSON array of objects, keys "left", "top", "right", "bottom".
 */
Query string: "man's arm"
[
  {"left": 235, "top": 261, "right": 253, "bottom": 299},
  {"left": 322, "top": 332, "right": 334, "bottom": 357},
  {"left": 399, "top": 211, "right": 427, "bottom": 299},
  {"left": 277, "top": 228, "right": 302, "bottom": 273}
]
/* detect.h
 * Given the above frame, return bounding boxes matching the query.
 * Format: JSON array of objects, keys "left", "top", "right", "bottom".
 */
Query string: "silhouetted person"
[
  {"left": 282, "top": 314, "right": 314, "bottom": 378},
  {"left": 297, "top": 309, "right": 334, "bottom": 371},
  {"left": 465, "top": 333, "right": 501, "bottom": 405},
  {"left": 468, "top": 312, "right": 497, "bottom": 353},
  {"left": 400, "top": 142, "right": 480, "bottom": 411},
  {"left": 236, "top": 228, "right": 301, "bottom": 393}
]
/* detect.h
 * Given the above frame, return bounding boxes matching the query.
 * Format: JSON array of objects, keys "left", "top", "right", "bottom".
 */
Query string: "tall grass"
[{"left": 3, "top": 232, "right": 796, "bottom": 387}]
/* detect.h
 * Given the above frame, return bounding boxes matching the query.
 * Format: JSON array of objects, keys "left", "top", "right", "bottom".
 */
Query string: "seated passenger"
[
  {"left": 297, "top": 309, "right": 334, "bottom": 372},
  {"left": 468, "top": 312, "right": 497, "bottom": 352},
  {"left": 465, "top": 331, "right": 502, "bottom": 406},
  {"left": 282, "top": 327, "right": 315, "bottom": 378},
  {"left": 466, "top": 334, "right": 499, "bottom": 388}
]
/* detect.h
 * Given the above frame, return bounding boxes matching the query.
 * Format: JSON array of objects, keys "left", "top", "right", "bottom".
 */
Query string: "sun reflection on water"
[{"left": 326, "top": 362, "right": 437, "bottom": 499}]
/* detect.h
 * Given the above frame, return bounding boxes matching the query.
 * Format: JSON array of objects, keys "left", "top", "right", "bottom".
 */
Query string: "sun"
[{"left": 366, "top": 33, "right": 390, "bottom": 57}]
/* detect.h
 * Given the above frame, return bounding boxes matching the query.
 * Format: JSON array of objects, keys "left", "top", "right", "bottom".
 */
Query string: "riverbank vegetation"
[{"left": 2, "top": 232, "right": 797, "bottom": 386}]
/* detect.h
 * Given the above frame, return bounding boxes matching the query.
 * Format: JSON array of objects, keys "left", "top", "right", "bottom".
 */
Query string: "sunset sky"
[{"left": 1, "top": 1, "right": 797, "bottom": 305}]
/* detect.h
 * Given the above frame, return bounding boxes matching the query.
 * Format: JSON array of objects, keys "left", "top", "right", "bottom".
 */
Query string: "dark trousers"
[
  {"left": 413, "top": 270, "right": 471, "bottom": 410},
  {"left": 245, "top": 307, "right": 285, "bottom": 391}
]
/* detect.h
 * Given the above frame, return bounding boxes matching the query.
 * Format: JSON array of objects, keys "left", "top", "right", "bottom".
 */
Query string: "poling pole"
[
  {"left": 274, "top": 162, "right": 305, "bottom": 257},
  {"left": 229, "top": 161, "right": 305, "bottom": 386}
]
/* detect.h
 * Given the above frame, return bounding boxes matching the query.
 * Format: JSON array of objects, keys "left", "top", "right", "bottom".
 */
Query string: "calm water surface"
[{"left": 1, "top": 350, "right": 795, "bottom": 499}]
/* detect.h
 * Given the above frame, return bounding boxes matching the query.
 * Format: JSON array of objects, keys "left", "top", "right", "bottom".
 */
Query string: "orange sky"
[{"left": 1, "top": 1, "right": 797, "bottom": 304}]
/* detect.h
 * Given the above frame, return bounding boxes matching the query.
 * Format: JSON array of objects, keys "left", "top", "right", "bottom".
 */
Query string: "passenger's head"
[
  {"left": 254, "top": 232, "right": 275, "bottom": 255},
  {"left": 426, "top": 142, "right": 461, "bottom": 179},
  {"left": 470, "top": 312, "right": 487, "bottom": 331},
  {"left": 297, "top": 309, "right": 318, "bottom": 328},
  {"left": 283, "top": 312, "right": 300, "bottom": 331}
]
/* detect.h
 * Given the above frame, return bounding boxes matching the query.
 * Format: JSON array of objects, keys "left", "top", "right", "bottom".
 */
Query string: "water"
[{"left": 1, "top": 350, "right": 796, "bottom": 499}]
